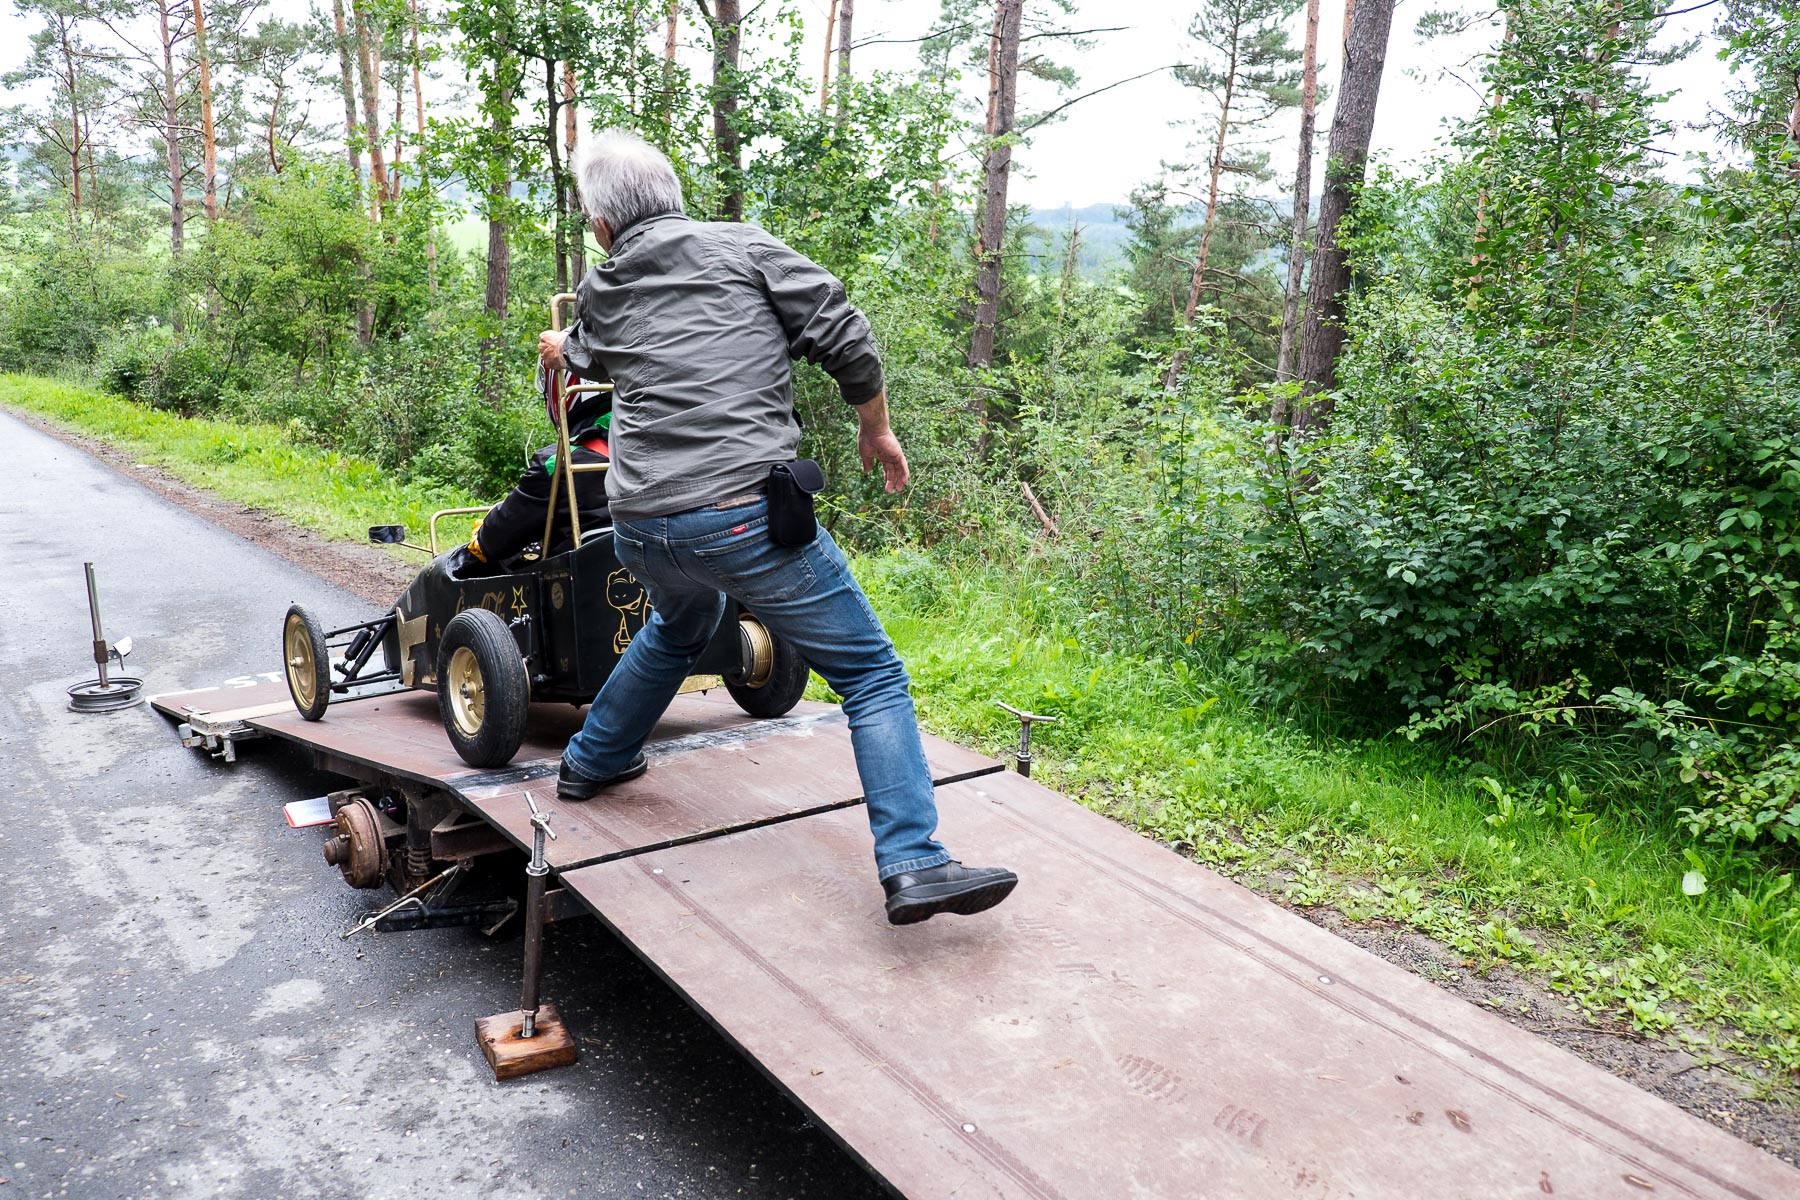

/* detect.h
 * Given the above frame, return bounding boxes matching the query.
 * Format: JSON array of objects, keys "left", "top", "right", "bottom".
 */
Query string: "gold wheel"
[
  {"left": 285, "top": 616, "right": 318, "bottom": 710},
  {"left": 447, "top": 645, "right": 486, "bottom": 737},
  {"left": 736, "top": 617, "right": 775, "bottom": 689}
]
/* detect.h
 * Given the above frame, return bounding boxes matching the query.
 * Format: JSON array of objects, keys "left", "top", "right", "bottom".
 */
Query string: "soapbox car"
[{"left": 277, "top": 295, "right": 809, "bottom": 769}]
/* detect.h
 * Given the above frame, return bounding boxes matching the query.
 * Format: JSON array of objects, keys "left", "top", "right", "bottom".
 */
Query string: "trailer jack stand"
[{"left": 475, "top": 794, "right": 578, "bottom": 1080}]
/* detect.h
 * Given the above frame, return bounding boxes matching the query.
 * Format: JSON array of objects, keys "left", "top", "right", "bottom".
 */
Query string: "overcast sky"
[
  {"left": 828, "top": 0, "right": 1739, "bottom": 208},
  {"left": 0, "top": 0, "right": 1742, "bottom": 209}
]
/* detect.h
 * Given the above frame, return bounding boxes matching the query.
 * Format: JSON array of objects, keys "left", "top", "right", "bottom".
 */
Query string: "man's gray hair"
[{"left": 573, "top": 128, "right": 685, "bottom": 235}]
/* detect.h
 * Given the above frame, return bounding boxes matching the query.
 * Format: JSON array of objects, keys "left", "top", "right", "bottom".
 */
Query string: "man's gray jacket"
[{"left": 558, "top": 211, "right": 884, "bottom": 523}]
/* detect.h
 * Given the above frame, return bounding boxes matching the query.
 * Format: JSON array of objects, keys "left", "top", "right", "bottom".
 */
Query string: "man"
[{"left": 538, "top": 128, "right": 1016, "bottom": 926}]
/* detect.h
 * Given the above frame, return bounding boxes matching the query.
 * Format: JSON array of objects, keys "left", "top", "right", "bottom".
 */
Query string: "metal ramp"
[
  {"left": 149, "top": 684, "right": 1800, "bottom": 1198},
  {"left": 566, "top": 770, "right": 1797, "bottom": 1200}
]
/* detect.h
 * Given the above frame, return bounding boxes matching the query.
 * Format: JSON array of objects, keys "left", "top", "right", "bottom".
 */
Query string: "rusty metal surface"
[
  {"left": 561, "top": 771, "right": 1800, "bottom": 1200},
  {"left": 248, "top": 688, "right": 999, "bottom": 870}
]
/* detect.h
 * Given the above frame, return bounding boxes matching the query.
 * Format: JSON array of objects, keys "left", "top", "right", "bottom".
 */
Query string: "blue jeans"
[{"left": 563, "top": 496, "right": 952, "bottom": 881}]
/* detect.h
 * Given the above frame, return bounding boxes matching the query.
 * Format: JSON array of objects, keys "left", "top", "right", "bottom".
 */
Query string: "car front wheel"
[
  {"left": 283, "top": 604, "right": 331, "bottom": 722},
  {"left": 435, "top": 608, "right": 530, "bottom": 768}
]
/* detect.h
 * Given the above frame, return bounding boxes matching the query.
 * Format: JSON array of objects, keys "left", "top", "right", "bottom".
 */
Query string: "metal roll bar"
[{"left": 541, "top": 293, "right": 613, "bottom": 552}]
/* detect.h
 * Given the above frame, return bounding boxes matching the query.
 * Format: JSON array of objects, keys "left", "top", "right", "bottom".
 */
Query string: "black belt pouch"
[{"left": 767, "top": 460, "right": 826, "bottom": 547}]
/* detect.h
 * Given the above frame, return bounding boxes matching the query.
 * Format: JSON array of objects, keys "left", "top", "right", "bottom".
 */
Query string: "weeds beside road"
[{"left": 6, "top": 373, "right": 1795, "bottom": 1162}]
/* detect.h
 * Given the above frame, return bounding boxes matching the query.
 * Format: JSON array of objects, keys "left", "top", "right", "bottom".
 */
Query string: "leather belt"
[{"left": 712, "top": 491, "right": 765, "bottom": 509}]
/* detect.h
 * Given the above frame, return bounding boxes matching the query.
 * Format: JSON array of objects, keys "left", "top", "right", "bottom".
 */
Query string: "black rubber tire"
[
  {"left": 283, "top": 604, "right": 331, "bottom": 722},
  {"left": 725, "top": 616, "right": 810, "bottom": 718},
  {"left": 435, "top": 608, "right": 530, "bottom": 769}
]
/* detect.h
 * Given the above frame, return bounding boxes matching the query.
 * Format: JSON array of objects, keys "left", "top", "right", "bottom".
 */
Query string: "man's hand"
[
  {"left": 855, "top": 390, "right": 909, "bottom": 494},
  {"left": 538, "top": 329, "right": 569, "bottom": 371}
]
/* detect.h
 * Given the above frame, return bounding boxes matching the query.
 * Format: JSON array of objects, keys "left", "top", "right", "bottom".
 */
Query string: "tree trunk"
[
  {"left": 331, "top": 0, "right": 365, "bottom": 203},
  {"left": 266, "top": 76, "right": 286, "bottom": 172},
  {"left": 59, "top": 18, "right": 81, "bottom": 216},
  {"left": 83, "top": 105, "right": 99, "bottom": 228},
  {"left": 1292, "top": 0, "right": 1394, "bottom": 433},
  {"left": 1274, "top": 0, "right": 1322, "bottom": 395},
  {"left": 158, "top": 0, "right": 184, "bottom": 334},
  {"left": 711, "top": 0, "right": 743, "bottom": 222},
  {"left": 391, "top": 53, "right": 405, "bottom": 195},
  {"left": 663, "top": 0, "right": 679, "bottom": 95},
  {"left": 352, "top": 0, "right": 390, "bottom": 219},
  {"left": 565, "top": 59, "right": 584, "bottom": 280},
  {"left": 411, "top": 0, "right": 435, "bottom": 291},
  {"left": 819, "top": 0, "right": 838, "bottom": 109},
  {"left": 194, "top": 0, "right": 219, "bottom": 220},
  {"left": 547, "top": 57, "right": 568, "bottom": 292},
  {"left": 833, "top": 0, "right": 854, "bottom": 125},
  {"left": 331, "top": 0, "right": 373, "bottom": 342},
  {"left": 480, "top": 63, "right": 515, "bottom": 407},
  {"left": 967, "top": 0, "right": 1022, "bottom": 376},
  {"left": 1164, "top": 28, "right": 1241, "bottom": 391}
]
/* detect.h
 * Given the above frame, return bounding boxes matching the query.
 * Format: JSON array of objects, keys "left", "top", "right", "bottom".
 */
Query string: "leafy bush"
[{"left": 97, "top": 324, "right": 170, "bottom": 401}]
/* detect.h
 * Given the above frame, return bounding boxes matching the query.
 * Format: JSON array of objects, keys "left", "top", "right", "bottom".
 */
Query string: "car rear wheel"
[
  {"left": 283, "top": 604, "right": 331, "bottom": 722},
  {"left": 725, "top": 615, "right": 809, "bottom": 718},
  {"left": 436, "top": 608, "right": 530, "bottom": 769}
]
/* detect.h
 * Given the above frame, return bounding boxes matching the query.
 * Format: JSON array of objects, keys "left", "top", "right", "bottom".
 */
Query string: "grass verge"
[{"left": 8, "top": 373, "right": 1797, "bottom": 1094}]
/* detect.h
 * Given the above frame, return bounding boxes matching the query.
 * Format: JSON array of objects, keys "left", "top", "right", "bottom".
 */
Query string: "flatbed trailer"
[{"left": 150, "top": 682, "right": 1800, "bottom": 1199}]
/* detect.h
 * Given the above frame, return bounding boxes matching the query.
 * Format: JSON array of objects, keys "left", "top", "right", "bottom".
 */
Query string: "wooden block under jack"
[{"left": 474, "top": 1003, "right": 578, "bottom": 1080}]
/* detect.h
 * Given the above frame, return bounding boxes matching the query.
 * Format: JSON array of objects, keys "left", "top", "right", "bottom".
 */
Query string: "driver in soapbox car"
[{"left": 460, "top": 373, "right": 613, "bottom": 573}]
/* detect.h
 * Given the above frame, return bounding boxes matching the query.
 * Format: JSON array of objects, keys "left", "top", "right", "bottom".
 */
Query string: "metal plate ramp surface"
[
  {"left": 154, "top": 684, "right": 1799, "bottom": 1197},
  {"left": 562, "top": 771, "right": 1800, "bottom": 1200},
  {"left": 235, "top": 687, "right": 999, "bottom": 867}
]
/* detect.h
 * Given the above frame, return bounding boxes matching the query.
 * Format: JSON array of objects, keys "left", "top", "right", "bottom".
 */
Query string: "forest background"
[{"left": 5, "top": 0, "right": 1800, "bottom": 1100}]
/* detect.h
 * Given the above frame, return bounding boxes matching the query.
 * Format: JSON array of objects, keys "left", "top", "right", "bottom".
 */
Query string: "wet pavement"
[{"left": 0, "top": 411, "right": 888, "bottom": 1200}]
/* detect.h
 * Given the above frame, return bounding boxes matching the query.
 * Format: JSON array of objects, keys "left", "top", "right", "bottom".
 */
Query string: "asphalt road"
[{"left": 0, "top": 411, "right": 888, "bottom": 1200}]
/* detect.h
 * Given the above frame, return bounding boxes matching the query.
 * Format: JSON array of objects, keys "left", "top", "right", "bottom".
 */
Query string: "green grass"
[
  {"left": 1, "top": 374, "right": 481, "bottom": 548},
  {"left": 7, "top": 373, "right": 1797, "bottom": 1087}
]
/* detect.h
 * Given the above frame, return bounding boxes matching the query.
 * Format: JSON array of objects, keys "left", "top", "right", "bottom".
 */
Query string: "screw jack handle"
[
  {"left": 84, "top": 562, "right": 109, "bottom": 686},
  {"left": 525, "top": 793, "right": 557, "bottom": 872},
  {"left": 995, "top": 702, "right": 1059, "bottom": 778},
  {"left": 519, "top": 792, "right": 559, "bottom": 1038}
]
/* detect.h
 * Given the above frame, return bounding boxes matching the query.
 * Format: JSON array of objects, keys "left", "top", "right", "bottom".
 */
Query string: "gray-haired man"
[{"left": 538, "top": 128, "right": 1016, "bottom": 926}]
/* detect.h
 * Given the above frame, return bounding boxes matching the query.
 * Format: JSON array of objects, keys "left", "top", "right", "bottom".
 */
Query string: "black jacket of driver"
[{"left": 469, "top": 391, "right": 612, "bottom": 566}]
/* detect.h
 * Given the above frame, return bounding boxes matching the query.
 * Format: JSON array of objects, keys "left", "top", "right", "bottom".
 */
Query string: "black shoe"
[
  {"left": 556, "top": 752, "right": 648, "bottom": 801},
  {"left": 882, "top": 861, "right": 1018, "bottom": 926}
]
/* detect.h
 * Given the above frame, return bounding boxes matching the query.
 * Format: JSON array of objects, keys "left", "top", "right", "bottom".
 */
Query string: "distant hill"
[{"left": 1022, "top": 203, "right": 1132, "bottom": 278}]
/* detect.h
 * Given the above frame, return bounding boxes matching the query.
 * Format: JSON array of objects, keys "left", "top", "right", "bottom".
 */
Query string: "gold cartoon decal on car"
[{"left": 607, "top": 568, "right": 648, "bottom": 655}]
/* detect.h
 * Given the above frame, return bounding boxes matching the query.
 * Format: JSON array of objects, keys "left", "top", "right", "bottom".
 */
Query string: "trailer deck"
[{"left": 149, "top": 682, "right": 1800, "bottom": 1199}]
